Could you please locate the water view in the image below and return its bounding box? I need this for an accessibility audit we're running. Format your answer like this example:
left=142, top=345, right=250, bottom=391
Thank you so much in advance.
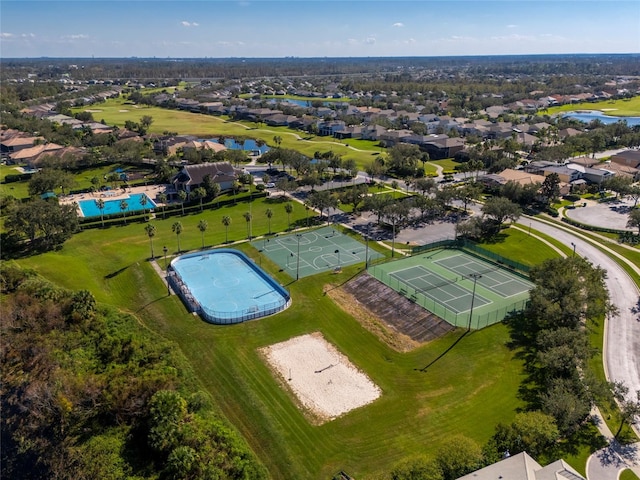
left=562, top=110, right=640, bottom=127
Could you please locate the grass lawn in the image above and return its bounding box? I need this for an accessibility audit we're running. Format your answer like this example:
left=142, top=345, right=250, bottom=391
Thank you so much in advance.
left=545, top=95, right=640, bottom=117
left=621, top=469, right=640, bottom=480
left=430, top=158, right=463, bottom=172
left=72, top=96, right=381, bottom=170
left=477, top=226, right=562, bottom=266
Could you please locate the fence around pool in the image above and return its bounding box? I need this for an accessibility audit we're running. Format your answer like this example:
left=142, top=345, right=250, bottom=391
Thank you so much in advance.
left=168, top=249, right=291, bottom=325
left=369, top=239, right=533, bottom=330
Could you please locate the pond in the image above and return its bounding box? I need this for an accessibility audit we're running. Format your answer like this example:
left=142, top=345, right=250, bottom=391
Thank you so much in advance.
left=562, top=110, right=640, bottom=127
left=209, top=138, right=270, bottom=154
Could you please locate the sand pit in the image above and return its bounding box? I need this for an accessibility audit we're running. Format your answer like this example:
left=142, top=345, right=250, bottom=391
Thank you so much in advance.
left=118, top=109, right=129, bottom=112
left=261, top=333, right=381, bottom=423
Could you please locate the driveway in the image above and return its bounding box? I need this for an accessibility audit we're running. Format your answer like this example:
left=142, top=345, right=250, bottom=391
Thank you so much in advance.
left=565, top=197, right=635, bottom=231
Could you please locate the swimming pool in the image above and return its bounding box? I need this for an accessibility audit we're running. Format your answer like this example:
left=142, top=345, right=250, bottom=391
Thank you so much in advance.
left=169, top=249, right=290, bottom=324
left=79, top=193, right=156, bottom=217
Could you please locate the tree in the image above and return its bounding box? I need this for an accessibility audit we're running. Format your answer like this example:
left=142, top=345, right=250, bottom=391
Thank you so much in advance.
left=243, top=211, right=252, bottom=240
left=139, top=193, right=148, bottom=216
left=265, top=208, right=273, bottom=235
left=342, top=158, right=358, bottom=178
left=145, top=223, right=156, bottom=259
left=28, top=168, right=75, bottom=196
left=340, top=184, right=368, bottom=213
left=157, top=192, right=167, bottom=219
left=486, top=411, right=559, bottom=458
left=95, top=198, right=105, bottom=228
left=273, top=135, right=282, bottom=148
left=177, top=190, right=187, bottom=216
left=363, top=193, right=394, bottom=224
left=284, top=202, right=293, bottom=230
left=139, top=115, right=153, bottom=133
left=627, top=208, right=640, bottom=234
left=387, top=143, right=421, bottom=178
left=202, top=175, right=220, bottom=204
left=221, top=215, right=232, bottom=243
left=307, top=190, right=338, bottom=224
left=611, top=382, right=640, bottom=439
left=540, top=172, right=561, bottom=206
left=147, top=390, right=187, bottom=453
left=481, top=196, right=521, bottom=228
left=172, top=221, right=183, bottom=252
left=414, top=177, right=436, bottom=196
left=435, top=435, right=483, bottom=480
left=197, top=220, right=208, bottom=249
left=604, top=175, right=633, bottom=199
left=192, top=186, right=207, bottom=212
left=389, top=456, right=443, bottom=480
left=119, top=199, right=129, bottom=224
left=457, top=183, right=483, bottom=212
left=383, top=201, right=410, bottom=257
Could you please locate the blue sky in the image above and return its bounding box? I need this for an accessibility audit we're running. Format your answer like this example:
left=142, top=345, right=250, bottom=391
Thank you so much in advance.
left=1, top=1, right=639, bottom=58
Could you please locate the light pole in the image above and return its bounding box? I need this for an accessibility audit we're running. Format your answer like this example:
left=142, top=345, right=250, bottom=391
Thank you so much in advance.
left=364, top=223, right=370, bottom=269
left=335, top=249, right=340, bottom=266
left=467, top=273, right=482, bottom=332
left=296, top=234, right=302, bottom=280
left=163, top=246, right=170, bottom=296
left=571, top=242, right=576, bottom=257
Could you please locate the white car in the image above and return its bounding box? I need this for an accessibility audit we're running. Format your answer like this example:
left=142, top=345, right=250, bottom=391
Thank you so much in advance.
left=265, top=183, right=276, bottom=188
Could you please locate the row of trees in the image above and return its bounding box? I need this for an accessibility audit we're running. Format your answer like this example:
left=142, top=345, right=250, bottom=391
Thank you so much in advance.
left=0, top=265, right=266, bottom=479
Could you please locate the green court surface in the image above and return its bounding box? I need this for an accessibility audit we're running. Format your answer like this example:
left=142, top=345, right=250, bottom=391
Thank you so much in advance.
left=369, top=248, right=533, bottom=329
left=252, top=226, right=383, bottom=279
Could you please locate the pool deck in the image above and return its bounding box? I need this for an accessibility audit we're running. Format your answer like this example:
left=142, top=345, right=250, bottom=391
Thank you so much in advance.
left=59, top=184, right=170, bottom=217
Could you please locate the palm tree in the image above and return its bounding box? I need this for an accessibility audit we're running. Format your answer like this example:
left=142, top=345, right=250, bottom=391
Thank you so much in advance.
left=172, top=221, right=183, bottom=252
left=197, top=220, right=208, bottom=249
left=158, top=193, right=167, bottom=219
left=284, top=202, right=293, bottom=230
left=95, top=198, right=105, bottom=228
left=265, top=208, right=273, bottom=235
left=193, top=187, right=207, bottom=212
left=145, top=223, right=156, bottom=259
left=139, top=194, right=148, bottom=216
left=273, top=135, right=282, bottom=148
left=222, top=215, right=232, bottom=243
left=242, top=211, right=252, bottom=240
left=178, top=190, right=187, bottom=216
left=119, top=199, right=129, bottom=225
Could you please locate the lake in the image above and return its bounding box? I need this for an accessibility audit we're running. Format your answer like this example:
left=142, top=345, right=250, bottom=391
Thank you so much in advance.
left=563, top=110, right=640, bottom=127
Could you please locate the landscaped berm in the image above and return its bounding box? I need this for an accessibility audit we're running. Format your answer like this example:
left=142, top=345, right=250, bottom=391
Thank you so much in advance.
left=260, top=333, right=382, bottom=424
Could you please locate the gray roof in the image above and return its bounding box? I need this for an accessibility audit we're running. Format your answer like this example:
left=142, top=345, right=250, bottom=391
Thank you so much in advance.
left=456, top=452, right=585, bottom=480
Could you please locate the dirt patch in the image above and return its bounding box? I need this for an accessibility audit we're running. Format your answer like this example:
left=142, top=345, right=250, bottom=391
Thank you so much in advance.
left=326, top=286, right=419, bottom=352
left=260, top=333, right=381, bottom=424
left=339, top=273, right=455, bottom=345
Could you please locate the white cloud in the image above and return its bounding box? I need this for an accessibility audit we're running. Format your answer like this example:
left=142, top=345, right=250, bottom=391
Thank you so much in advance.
left=507, top=24, right=518, bottom=29
left=365, top=36, right=376, bottom=45
left=1, top=33, right=14, bottom=38
left=181, top=21, right=199, bottom=27
left=21, top=33, right=35, bottom=38
left=62, top=34, right=88, bottom=40
left=393, top=22, right=404, bottom=28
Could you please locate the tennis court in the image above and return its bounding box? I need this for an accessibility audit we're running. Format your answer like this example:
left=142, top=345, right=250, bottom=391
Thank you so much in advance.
left=253, top=226, right=383, bottom=279
left=369, top=248, right=533, bottom=329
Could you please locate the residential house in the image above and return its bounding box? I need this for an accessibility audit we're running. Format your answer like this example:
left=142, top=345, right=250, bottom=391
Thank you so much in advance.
left=1, top=135, right=44, bottom=157
left=558, top=127, right=582, bottom=139
left=567, top=163, right=614, bottom=185
left=597, top=161, right=640, bottom=180
left=378, top=129, right=413, bottom=147
left=172, top=162, right=239, bottom=194
left=360, top=124, right=387, bottom=141
left=488, top=122, right=514, bottom=139
left=610, top=150, right=640, bottom=169
left=513, top=131, right=538, bottom=148
left=264, top=114, right=298, bottom=127
left=318, top=120, right=345, bottom=137
left=422, top=136, right=466, bottom=160
left=541, top=165, right=582, bottom=184
left=334, top=125, right=363, bottom=139
left=9, top=143, right=64, bottom=166
left=181, top=140, right=227, bottom=155
left=456, top=451, right=585, bottom=480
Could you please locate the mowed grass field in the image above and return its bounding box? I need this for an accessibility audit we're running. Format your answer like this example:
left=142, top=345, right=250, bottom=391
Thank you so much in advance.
left=72, top=96, right=382, bottom=170
left=12, top=201, right=550, bottom=478
left=545, top=95, right=640, bottom=117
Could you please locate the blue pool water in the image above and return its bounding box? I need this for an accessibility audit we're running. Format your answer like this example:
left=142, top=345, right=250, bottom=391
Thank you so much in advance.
left=169, top=249, right=290, bottom=324
left=209, top=138, right=270, bottom=154
left=563, top=111, right=640, bottom=127
left=79, top=193, right=156, bottom=217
